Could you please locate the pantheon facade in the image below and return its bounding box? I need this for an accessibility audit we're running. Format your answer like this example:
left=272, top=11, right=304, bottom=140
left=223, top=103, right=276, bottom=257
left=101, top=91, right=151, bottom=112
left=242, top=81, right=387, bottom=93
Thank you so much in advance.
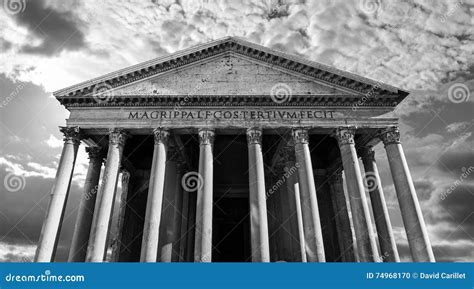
left=35, top=37, right=435, bottom=263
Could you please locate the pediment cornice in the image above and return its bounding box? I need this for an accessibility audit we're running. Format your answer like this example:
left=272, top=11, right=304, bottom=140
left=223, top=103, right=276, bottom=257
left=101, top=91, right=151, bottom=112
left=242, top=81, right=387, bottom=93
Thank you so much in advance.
left=54, top=37, right=409, bottom=107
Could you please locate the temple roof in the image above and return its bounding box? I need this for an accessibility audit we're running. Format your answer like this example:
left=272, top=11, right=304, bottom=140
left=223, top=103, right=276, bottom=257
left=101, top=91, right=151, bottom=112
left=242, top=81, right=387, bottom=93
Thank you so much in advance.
left=53, top=36, right=409, bottom=107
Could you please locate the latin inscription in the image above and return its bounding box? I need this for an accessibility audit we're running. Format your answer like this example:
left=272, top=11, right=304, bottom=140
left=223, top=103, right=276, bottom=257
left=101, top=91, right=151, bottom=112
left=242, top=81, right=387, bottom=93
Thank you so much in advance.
left=128, top=110, right=336, bottom=120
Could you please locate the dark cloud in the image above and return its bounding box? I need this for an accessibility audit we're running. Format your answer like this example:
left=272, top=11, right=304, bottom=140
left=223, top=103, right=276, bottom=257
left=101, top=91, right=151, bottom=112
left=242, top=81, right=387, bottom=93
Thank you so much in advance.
left=432, top=243, right=474, bottom=262
left=413, top=178, right=435, bottom=201
left=437, top=185, right=474, bottom=240
left=0, top=38, right=12, bottom=51
left=437, top=152, right=474, bottom=178
left=13, top=0, right=86, bottom=56
left=0, top=166, right=82, bottom=261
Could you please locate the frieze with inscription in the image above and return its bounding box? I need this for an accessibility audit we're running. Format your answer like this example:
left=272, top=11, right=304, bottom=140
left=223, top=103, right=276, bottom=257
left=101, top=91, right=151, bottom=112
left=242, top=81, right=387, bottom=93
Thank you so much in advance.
left=128, top=109, right=336, bottom=121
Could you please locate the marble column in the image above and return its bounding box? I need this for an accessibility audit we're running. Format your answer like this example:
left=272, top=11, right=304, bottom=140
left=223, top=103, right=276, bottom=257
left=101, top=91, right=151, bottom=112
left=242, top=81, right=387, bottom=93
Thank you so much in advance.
left=335, top=127, right=379, bottom=262
left=68, top=146, right=103, bottom=262
left=111, top=169, right=131, bottom=262
left=86, top=128, right=128, bottom=262
left=194, top=128, right=214, bottom=262
left=247, top=128, right=271, bottom=262
left=360, top=147, right=400, bottom=262
left=328, top=170, right=356, bottom=262
left=141, top=128, right=169, bottom=262
left=179, top=186, right=190, bottom=262
left=293, top=182, right=307, bottom=262
left=292, top=128, right=325, bottom=262
left=35, top=126, right=80, bottom=262
left=380, top=127, right=435, bottom=262
left=171, top=163, right=184, bottom=261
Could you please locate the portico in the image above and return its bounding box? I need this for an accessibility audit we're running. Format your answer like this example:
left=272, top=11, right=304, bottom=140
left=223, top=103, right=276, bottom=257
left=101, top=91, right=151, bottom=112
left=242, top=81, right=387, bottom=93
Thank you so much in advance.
left=35, top=37, right=435, bottom=263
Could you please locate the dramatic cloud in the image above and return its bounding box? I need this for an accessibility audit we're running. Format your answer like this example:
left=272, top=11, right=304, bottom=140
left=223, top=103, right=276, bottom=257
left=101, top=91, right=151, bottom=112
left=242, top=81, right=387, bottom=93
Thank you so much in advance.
left=10, top=0, right=87, bottom=56
left=0, top=0, right=473, bottom=262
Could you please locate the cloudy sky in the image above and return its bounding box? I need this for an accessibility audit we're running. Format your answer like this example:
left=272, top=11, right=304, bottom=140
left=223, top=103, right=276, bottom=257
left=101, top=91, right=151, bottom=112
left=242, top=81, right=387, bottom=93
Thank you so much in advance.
left=0, top=0, right=473, bottom=262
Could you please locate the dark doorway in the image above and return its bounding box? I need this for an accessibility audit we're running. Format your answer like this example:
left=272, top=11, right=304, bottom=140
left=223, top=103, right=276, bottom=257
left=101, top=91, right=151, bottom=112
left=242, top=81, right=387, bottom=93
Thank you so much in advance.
left=212, top=197, right=251, bottom=262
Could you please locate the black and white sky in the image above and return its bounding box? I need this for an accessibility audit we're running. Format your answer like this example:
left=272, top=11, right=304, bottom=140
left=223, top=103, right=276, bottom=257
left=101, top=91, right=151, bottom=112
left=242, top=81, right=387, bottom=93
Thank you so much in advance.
left=0, top=0, right=473, bottom=262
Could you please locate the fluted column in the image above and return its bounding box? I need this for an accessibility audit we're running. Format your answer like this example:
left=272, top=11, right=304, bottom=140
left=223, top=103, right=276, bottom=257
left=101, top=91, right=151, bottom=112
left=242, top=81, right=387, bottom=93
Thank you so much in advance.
left=194, top=128, right=214, bottom=262
left=380, top=127, right=435, bottom=262
left=86, top=128, right=128, bottom=262
left=140, top=128, right=169, bottom=262
left=292, top=128, right=325, bottom=262
left=335, top=127, right=379, bottom=262
left=360, top=147, right=400, bottom=262
left=247, top=128, right=271, bottom=262
left=328, top=170, right=356, bottom=262
left=293, top=182, right=307, bottom=262
left=111, top=169, right=131, bottom=261
left=68, top=147, right=103, bottom=262
left=35, top=126, right=80, bottom=262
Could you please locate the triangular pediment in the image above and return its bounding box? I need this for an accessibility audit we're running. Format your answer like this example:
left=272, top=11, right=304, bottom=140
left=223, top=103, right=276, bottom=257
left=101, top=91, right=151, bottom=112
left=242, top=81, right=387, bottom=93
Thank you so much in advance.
left=54, top=37, right=408, bottom=107
left=110, top=53, right=354, bottom=96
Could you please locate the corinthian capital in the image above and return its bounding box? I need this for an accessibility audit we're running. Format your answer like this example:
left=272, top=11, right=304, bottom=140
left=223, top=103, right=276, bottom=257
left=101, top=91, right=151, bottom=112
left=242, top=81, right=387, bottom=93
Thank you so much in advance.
left=292, top=128, right=309, bottom=144
left=246, top=128, right=262, bottom=145
left=198, top=128, right=215, bottom=146
left=335, top=127, right=355, bottom=146
left=379, top=126, right=401, bottom=146
left=153, top=128, right=169, bottom=145
left=109, top=128, right=128, bottom=147
left=59, top=126, right=81, bottom=145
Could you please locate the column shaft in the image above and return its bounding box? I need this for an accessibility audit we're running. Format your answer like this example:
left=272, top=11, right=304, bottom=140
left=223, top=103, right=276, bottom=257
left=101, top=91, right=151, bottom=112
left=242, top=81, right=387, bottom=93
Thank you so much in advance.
left=86, top=129, right=127, bottom=262
left=293, top=182, right=307, bottom=262
left=194, top=129, right=214, bottom=262
left=111, top=169, right=131, bottom=262
left=141, top=128, right=168, bottom=262
left=292, top=129, right=325, bottom=262
left=381, top=127, right=435, bottom=262
left=361, top=147, right=400, bottom=262
left=35, top=127, right=80, bottom=262
left=247, top=128, right=270, bottom=262
left=329, top=170, right=356, bottom=262
left=179, top=188, right=190, bottom=261
left=336, top=128, right=379, bottom=262
left=68, top=147, right=103, bottom=262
